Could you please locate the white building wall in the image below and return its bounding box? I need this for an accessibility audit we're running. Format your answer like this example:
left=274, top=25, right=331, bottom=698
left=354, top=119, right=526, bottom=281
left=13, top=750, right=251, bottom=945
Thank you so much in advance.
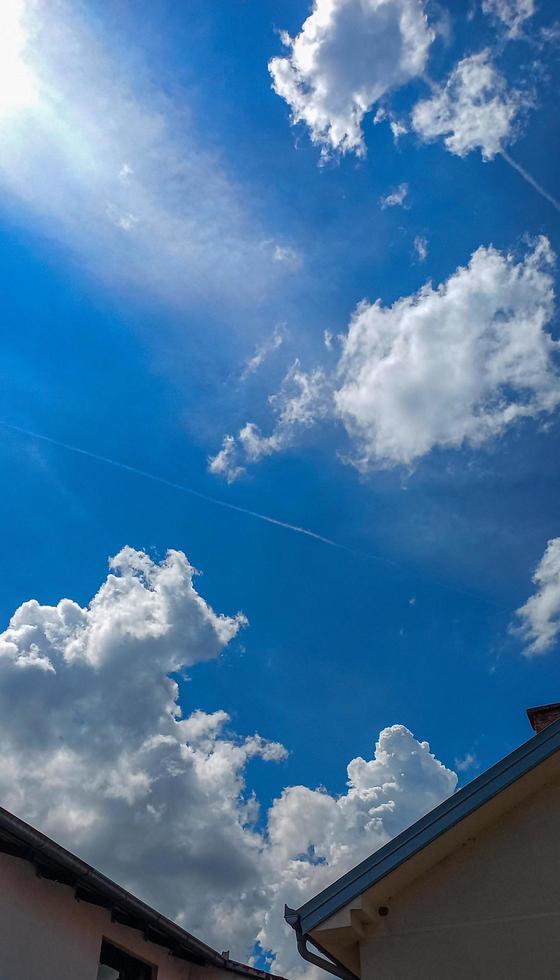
left=359, top=775, right=560, bottom=979
left=0, top=851, right=200, bottom=980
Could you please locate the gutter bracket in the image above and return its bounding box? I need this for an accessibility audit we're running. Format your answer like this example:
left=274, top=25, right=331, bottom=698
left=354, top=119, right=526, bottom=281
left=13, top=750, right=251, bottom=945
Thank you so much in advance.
left=284, top=907, right=359, bottom=980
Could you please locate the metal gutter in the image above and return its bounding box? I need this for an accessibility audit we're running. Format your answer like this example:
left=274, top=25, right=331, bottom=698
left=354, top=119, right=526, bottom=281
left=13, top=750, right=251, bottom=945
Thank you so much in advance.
left=0, top=805, right=287, bottom=978
left=225, top=959, right=288, bottom=980
left=287, top=716, right=560, bottom=938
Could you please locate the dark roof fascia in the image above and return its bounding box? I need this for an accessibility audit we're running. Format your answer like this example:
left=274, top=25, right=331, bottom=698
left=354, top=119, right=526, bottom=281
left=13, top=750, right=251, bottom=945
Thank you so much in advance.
left=225, top=960, right=287, bottom=980
left=0, top=805, right=287, bottom=979
left=290, top=717, right=560, bottom=937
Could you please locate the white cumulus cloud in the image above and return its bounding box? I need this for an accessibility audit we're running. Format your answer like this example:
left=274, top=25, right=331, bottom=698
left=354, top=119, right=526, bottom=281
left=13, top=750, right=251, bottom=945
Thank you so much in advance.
left=259, top=724, right=456, bottom=974
left=0, top=547, right=457, bottom=976
left=334, top=236, right=559, bottom=468
left=412, top=50, right=524, bottom=160
left=269, top=0, right=434, bottom=157
left=211, top=238, right=559, bottom=475
left=512, top=538, right=560, bottom=655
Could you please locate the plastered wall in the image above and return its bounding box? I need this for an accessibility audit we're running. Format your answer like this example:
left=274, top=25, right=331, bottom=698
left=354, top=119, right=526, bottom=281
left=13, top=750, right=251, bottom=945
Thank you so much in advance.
left=0, top=851, right=199, bottom=980
left=360, top=775, right=560, bottom=979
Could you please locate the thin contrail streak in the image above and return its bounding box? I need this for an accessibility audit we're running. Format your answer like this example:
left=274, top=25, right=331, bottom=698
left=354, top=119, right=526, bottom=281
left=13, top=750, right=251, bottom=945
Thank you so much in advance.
left=500, top=150, right=560, bottom=213
left=0, top=421, right=363, bottom=557
left=1, top=421, right=513, bottom=609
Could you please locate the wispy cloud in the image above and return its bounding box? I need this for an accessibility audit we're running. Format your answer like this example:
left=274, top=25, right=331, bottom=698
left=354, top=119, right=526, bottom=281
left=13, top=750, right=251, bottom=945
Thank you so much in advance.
left=207, top=435, right=247, bottom=484
left=241, top=324, right=286, bottom=380
left=209, top=361, right=331, bottom=479
left=0, top=1, right=280, bottom=308
left=454, top=751, right=479, bottom=773
left=272, top=243, right=302, bottom=268
left=380, top=182, right=409, bottom=210
left=482, top=0, right=535, bottom=38
left=414, top=235, right=428, bottom=261
left=373, top=107, right=408, bottom=142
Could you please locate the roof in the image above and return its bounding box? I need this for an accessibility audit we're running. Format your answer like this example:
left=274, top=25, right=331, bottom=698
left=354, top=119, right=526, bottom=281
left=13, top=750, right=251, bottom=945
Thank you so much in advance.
left=0, top=804, right=285, bottom=980
left=527, top=701, right=560, bottom=733
left=286, top=715, right=560, bottom=939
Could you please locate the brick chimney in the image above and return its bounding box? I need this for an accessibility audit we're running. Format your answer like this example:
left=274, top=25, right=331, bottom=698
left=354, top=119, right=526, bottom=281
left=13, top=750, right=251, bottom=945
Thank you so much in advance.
left=527, top=702, right=560, bottom=734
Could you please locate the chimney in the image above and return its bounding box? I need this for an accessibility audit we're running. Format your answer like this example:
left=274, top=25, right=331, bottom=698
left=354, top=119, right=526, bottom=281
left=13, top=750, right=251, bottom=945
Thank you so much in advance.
left=527, top=702, right=560, bottom=734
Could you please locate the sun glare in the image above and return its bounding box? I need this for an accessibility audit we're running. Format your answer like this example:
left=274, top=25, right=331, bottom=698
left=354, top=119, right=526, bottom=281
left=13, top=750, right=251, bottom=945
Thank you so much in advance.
left=0, top=0, right=38, bottom=115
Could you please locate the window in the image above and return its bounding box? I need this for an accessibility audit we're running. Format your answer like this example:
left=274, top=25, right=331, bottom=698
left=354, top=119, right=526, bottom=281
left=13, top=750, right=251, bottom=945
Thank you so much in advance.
left=97, top=939, right=154, bottom=980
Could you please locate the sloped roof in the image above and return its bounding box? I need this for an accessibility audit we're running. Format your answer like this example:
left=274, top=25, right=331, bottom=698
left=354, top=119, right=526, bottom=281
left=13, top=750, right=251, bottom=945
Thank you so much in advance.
left=0, top=804, right=285, bottom=980
left=286, top=715, right=560, bottom=939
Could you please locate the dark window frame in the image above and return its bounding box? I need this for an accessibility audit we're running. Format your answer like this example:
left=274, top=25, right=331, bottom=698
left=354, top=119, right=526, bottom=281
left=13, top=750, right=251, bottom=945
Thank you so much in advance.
left=97, top=937, right=158, bottom=980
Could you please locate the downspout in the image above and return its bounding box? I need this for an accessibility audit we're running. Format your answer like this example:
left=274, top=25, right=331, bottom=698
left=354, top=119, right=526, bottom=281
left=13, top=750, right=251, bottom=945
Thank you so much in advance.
left=284, top=907, right=359, bottom=980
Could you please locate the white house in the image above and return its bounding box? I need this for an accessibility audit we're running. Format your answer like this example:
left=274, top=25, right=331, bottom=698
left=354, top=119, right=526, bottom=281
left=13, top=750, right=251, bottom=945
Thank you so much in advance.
left=0, top=805, right=285, bottom=980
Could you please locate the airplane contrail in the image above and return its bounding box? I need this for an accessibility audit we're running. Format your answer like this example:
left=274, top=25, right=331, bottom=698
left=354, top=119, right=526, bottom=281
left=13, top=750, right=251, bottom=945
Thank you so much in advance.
left=0, top=420, right=369, bottom=557
left=500, top=150, right=560, bottom=214
left=1, top=421, right=514, bottom=610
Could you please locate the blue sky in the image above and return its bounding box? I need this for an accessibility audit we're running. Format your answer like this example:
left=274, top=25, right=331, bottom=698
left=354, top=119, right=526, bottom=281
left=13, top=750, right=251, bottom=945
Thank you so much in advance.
left=1, top=0, right=560, bottom=971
